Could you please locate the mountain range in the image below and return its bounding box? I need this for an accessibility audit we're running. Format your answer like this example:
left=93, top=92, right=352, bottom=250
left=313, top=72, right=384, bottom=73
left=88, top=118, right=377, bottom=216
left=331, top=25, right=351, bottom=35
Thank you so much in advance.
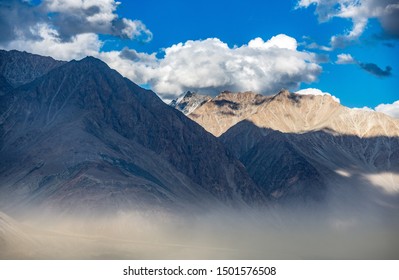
left=1, top=50, right=399, bottom=260
left=1, top=50, right=398, bottom=216
left=0, top=50, right=263, bottom=215
left=172, top=90, right=399, bottom=205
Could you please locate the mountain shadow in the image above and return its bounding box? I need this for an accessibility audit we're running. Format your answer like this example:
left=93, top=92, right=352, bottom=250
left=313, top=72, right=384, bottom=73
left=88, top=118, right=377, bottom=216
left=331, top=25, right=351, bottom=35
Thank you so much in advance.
left=220, top=120, right=399, bottom=210
left=0, top=51, right=264, bottom=215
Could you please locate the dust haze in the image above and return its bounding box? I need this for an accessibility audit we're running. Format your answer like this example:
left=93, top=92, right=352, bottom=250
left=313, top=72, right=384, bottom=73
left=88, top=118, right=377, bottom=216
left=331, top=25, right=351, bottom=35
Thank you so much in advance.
left=1, top=193, right=398, bottom=260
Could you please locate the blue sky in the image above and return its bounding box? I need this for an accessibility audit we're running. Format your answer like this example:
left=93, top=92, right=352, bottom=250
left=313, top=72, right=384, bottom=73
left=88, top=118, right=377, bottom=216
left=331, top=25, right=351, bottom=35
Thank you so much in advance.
left=114, top=0, right=398, bottom=108
left=0, top=0, right=398, bottom=112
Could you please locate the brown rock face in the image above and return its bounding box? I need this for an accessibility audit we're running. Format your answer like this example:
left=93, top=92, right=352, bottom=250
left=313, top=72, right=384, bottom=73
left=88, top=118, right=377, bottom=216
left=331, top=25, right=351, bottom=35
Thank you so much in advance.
left=180, top=89, right=399, bottom=137
left=187, top=91, right=270, bottom=137
left=176, top=90, right=399, bottom=203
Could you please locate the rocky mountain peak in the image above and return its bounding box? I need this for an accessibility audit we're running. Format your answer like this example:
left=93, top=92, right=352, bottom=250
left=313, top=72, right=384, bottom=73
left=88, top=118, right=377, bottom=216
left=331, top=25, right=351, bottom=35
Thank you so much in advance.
left=215, top=91, right=264, bottom=103
left=275, top=89, right=291, bottom=97
left=170, top=91, right=212, bottom=115
left=0, top=49, right=65, bottom=87
left=72, top=56, right=109, bottom=68
left=184, top=90, right=196, bottom=98
left=0, top=51, right=264, bottom=213
left=180, top=89, right=399, bottom=138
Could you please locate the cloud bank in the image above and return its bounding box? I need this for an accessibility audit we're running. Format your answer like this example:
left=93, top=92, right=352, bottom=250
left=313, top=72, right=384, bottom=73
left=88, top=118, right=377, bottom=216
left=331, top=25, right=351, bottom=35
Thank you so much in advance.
left=100, top=35, right=322, bottom=100
left=42, top=0, right=152, bottom=41
left=0, top=0, right=152, bottom=57
left=297, top=0, right=399, bottom=48
left=0, top=2, right=324, bottom=100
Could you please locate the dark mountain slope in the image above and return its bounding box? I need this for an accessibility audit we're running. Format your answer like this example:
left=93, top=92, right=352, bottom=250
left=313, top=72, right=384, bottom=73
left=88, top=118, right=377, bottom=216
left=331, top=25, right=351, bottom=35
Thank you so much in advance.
left=221, top=120, right=399, bottom=207
left=0, top=55, right=263, bottom=214
left=0, top=50, right=65, bottom=87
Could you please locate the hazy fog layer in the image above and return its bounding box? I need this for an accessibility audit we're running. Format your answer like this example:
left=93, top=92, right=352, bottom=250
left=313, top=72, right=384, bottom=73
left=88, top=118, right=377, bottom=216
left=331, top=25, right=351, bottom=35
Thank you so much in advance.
left=1, top=202, right=398, bottom=260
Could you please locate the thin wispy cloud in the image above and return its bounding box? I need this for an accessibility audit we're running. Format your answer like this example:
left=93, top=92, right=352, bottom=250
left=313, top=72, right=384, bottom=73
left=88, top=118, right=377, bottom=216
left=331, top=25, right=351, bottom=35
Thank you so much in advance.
left=359, top=63, right=392, bottom=77
left=336, top=53, right=393, bottom=78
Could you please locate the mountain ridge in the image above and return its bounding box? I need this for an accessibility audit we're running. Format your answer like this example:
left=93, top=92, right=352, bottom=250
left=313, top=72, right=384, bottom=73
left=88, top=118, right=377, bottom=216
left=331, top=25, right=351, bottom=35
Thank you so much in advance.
left=173, top=89, right=399, bottom=137
left=220, top=120, right=399, bottom=202
left=1, top=50, right=398, bottom=213
left=0, top=51, right=264, bottom=214
left=173, top=89, right=399, bottom=202
left=0, top=49, right=65, bottom=87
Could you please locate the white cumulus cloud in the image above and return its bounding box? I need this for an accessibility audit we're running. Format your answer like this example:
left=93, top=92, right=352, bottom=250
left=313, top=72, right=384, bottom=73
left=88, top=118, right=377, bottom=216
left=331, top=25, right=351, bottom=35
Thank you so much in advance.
left=295, top=88, right=341, bottom=103
left=99, top=35, right=323, bottom=100
left=248, top=34, right=298, bottom=50
left=42, top=0, right=152, bottom=41
left=297, top=0, right=399, bottom=48
left=0, top=0, right=152, bottom=48
left=120, top=19, right=153, bottom=42
left=352, top=106, right=374, bottom=112
left=3, top=23, right=102, bottom=60
left=0, top=2, right=324, bottom=102
left=336, top=53, right=356, bottom=64
left=375, top=101, right=399, bottom=119
left=0, top=0, right=153, bottom=61
left=351, top=101, right=399, bottom=120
